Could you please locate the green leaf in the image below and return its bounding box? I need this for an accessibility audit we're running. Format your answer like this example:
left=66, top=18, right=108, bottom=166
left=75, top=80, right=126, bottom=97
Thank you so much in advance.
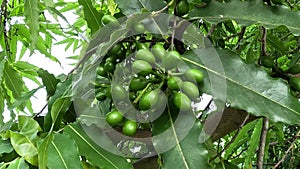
left=38, top=133, right=54, bottom=169
left=11, top=87, right=42, bottom=110
left=24, top=0, right=40, bottom=52
left=266, top=33, right=287, bottom=54
left=18, top=116, right=42, bottom=140
left=189, top=0, right=300, bottom=35
left=13, top=61, right=39, bottom=76
left=3, top=62, right=24, bottom=99
left=245, top=119, right=263, bottom=168
left=108, top=0, right=117, bottom=16
left=64, top=123, right=134, bottom=169
left=0, top=139, right=13, bottom=154
left=50, top=97, right=72, bottom=131
left=37, top=68, right=60, bottom=97
left=78, top=0, right=103, bottom=35
left=115, top=0, right=166, bottom=15
left=6, top=158, right=29, bottom=169
left=160, top=122, right=210, bottom=169
left=46, top=133, right=83, bottom=169
left=0, top=58, right=5, bottom=83
left=183, top=48, right=300, bottom=125
left=10, top=132, right=38, bottom=166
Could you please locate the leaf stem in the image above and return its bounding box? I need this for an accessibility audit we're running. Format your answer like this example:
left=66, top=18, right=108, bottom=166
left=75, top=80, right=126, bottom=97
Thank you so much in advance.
left=133, top=83, right=152, bottom=104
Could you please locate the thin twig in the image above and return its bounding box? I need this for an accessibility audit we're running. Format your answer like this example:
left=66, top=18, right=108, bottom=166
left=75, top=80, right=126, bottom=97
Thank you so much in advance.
left=170, top=16, right=177, bottom=51
left=32, top=104, right=48, bottom=118
left=257, top=118, right=269, bottom=169
left=273, top=129, right=300, bottom=168
left=1, top=0, right=10, bottom=59
left=206, top=24, right=216, bottom=38
left=210, top=114, right=250, bottom=162
left=152, top=0, right=174, bottom=15
left=259, top=26, right=267, bottom=65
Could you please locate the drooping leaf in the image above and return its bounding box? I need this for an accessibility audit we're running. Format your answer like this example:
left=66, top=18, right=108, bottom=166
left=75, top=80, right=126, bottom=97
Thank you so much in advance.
left=11, top=87, right=42, bottom=110
left=24, top=0, right=40, bottom=52
left=13, top=61, right=39, bottom=77
left=78, top=0, right=103, bottom=35
left=37, top=68, right=60, bottom=97
left=38, top=133, right=54, bottom=169
left=182, top=48, right=300, bottom=125
left=9, top=132, right=38, bottom=166
left=108, top=0, right=117, bottom=16
left=6, top=158, right=29, bottom=169
left=50, top=97, right=72, bottom=130
left=46, top=133, right=83, bottom=169
left=18, top=116, right=42, bottom=140
left=245, top=118, right=263, bottom=168
left=189, top=0, right=300, bottom=35
left=3, top=62, right=24, bottom=99
left=115, top=0, right=166, bottom=15
left=64, top=123, right=134, bottom=169
left=0, top=139, right=13, bottom=154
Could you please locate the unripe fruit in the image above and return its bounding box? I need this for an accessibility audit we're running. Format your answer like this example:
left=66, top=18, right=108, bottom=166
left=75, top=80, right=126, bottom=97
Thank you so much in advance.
left=176, top=0, right=189, bottom=16
left=139, top=90, right=159, bottom=110
left=106, top=110, right=123, bottom=126
left=184, top=69, right=204, bottom=84
left=101, top=15, right=119, bottom=27
left=135, top=49, right=156, bottom=64
left=133, top=23, right=145, bottom=34
left=111, top=84, right=127, bottom=101
left=181, top=81, right=200, bottom=100
left=129, top=77, right=148, bottom=92
left=287, top=64, right=300, bottom=74
left=162, top=51, right=181, bottom=70
left=173, top=92, right=192, bottom=112
left=167, top=77, right=182, bottom=91
left=122, top=120, right=138, bottom=136
left=132, top=60, right=153, bottom=76
left=96, top=92, right=107, bottom=101
left=152, top=44, right=166, bottom=60
left=96, top=66, right=106, bottom=76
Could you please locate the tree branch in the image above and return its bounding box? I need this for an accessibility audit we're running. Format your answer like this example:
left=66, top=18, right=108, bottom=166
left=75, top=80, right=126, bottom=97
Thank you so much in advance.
left=273, top=129, right=300, bottom=168
left=257, top=118, right=269, bottom=169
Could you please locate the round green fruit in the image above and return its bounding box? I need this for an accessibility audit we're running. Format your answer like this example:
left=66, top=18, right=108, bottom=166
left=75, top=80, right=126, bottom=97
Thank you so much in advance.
left=96, top=66, right=106, bottom=76
left=136, top=43, right=148, bottom=50
left=111, top=84, right=127, bottom=101
left=139, top=90, right=159, bottom=110
left=261, top=57, right=274, bottom=68
left=289, top=77, right=300, bottom=92
left=287, top=64, right=300, bottom=74
left=184, top=69, right=204, bottom=84
left=162, top=51, right=181, bottom=70
left=129, top=77, right=148, bottom=92
left=108, top=44, right=123, bottom=56
left=122, top=120, right=138, bottom=136
left=167, top=76, right=182, bottom=91
left=104, top=61, right=115, bottom=73
left=176, top=0, right=189, bottom=16
left=152, top=44, right=166, bottom=60
left=181, top=81, right=199, bottom=100
left=132, top=60, right=153, bottom=76
left=135, top=49, right=156, bottom=64
left=173, top=92, right=192, bottom=112
left=133, top=23, right=145, bottom=34
left=106, top=110, right=123, bottom=126
left=101, top=15, right=119, bottom=27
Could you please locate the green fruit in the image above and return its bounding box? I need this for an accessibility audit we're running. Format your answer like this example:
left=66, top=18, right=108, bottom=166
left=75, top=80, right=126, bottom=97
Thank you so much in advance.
left=101, top=15, right=119, bottom=27
left=261, top=57, right=274, bottom=68
left=139, top=90, right=159, bottom=110
left=106, top=110, right=123, bottom=126
left=105, top=87, right=112, bottom=98
left=184, top=69, right=204, bottom=84
left=288, top=64, right=300, bottom=74
left=104, top=61, right=115, bottom=73
left=108, top=44, right=123, bottom=56
left=289, top=77, right=300, bottom=92
left=176, top=0, right=189, bottom=16
left=122, top=120, right=138, bottom=136
left=97, top=66, right=106, bottom=76
left=132, top=60, right=153, bottom=76
left=152, top=44, right=166, bottom=60
left=167, top=77, right=182, bottom=91
left=271, top=0, right=283, bottom=4
left=173, top=92, right=192, bottom=112
left=96, top=92, right=107, bottom=101
left=129, top=77, right=148, bottom=92
left=133, top=23, right=145, bottom=34
left=135, top=49, right=156, bottom=64
left=111, top=84, right=127, bottom=101
left=181, top=81, right=199, bottom=100
left=162, top=51, right=181, bottom=70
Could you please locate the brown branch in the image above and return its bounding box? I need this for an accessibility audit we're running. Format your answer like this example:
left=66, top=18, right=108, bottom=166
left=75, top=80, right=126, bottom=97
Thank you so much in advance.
left=206, top=24, right=216, bottom=38
left=273, top=129, right=300, bottom=168
left=259, top=26, right=267, bottom=65
left=257, top=118, right=269, bottom=169
left=1, top=0, right=10, bottom=59
left=209, top=114, right=250, bottom=162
